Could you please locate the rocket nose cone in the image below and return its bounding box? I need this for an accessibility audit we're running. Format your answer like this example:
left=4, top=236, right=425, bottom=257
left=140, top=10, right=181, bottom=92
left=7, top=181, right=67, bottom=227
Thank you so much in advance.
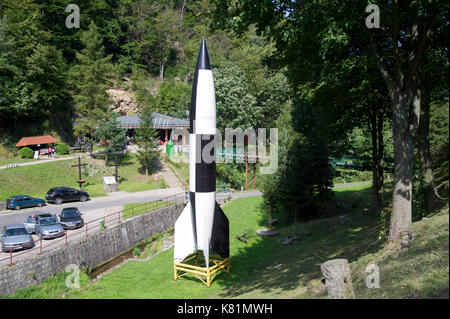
left=196, top=39, right=211, bottom=70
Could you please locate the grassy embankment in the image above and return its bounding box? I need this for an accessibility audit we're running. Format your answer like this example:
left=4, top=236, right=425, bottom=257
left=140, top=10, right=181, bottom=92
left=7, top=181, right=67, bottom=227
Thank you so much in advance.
left=0, top=154, right=167, bottom=202
left=6, top=183, right=448, bottom=299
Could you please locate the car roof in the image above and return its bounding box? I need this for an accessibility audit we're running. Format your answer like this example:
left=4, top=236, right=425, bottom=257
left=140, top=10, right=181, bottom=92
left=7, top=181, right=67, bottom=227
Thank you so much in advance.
left=62, top=207, right=79, bottom=211
left=5, top=224, right=27, bottom=229
left=36, top=213, right=53, bottom=218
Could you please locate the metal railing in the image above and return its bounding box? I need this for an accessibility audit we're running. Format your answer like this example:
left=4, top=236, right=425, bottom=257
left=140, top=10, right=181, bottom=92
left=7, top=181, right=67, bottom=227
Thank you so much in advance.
left=0, top=192, right=185, bottom=267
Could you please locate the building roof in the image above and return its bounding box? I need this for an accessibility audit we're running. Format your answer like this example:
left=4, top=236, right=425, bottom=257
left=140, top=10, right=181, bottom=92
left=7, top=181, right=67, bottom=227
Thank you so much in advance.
left=16, top=135, right=57, bottom=147
left=116, top=112, right=189, bottom=129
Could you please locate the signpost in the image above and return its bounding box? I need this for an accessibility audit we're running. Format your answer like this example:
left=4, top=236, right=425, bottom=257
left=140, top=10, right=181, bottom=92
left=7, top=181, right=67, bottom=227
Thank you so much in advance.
left=72, top=156, right=87, bottom=189
left=111, top=153, right=120, bottom=183
left=153, top=174, right=159, bottom=203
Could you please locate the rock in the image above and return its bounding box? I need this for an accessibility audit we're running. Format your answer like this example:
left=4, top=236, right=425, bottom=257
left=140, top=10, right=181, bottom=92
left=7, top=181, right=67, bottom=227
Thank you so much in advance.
left=266, top=264, right=282, bottom=270
left=320, top=259, right=355, bottom=299
left=339, top=215, right=352, bottom=223
left=256, top=229, right=279, bottom=237
left=341, top=203, right=353, bottom=210
left=280, top=234, right=301, bottom=245
left=107, top=88, right=139, bottom=115
left=401, top=240, right=410, bottom=250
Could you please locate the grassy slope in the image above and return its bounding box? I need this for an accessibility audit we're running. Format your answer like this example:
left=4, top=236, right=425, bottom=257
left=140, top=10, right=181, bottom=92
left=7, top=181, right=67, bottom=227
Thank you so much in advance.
left=7, top=184, right=449, bottom=299
left=0, top=155, right=166, bottom=202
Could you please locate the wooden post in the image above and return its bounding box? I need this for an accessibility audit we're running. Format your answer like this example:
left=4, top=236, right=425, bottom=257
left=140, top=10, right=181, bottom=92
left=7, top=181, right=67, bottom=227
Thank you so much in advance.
left=320, top=259, right=355, bottom=299
left=174, top=263, right=178, bottom=281
left=245, top=152, right=248, bottom=191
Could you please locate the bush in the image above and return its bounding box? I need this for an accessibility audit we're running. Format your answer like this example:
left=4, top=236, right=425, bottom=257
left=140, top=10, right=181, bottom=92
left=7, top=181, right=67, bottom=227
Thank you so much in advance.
left=56, top=142, right=69, bottom=155
left=18, top=147, right=34, bottom=159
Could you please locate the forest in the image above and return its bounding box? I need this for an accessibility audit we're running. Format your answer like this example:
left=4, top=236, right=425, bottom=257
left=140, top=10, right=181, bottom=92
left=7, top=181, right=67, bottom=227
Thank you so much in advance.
left=0, top=0, right=448, bottom=241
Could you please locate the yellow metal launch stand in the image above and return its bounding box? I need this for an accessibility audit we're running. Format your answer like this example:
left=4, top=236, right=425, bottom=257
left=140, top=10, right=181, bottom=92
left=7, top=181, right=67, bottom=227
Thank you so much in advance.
left=174, top=252, right=230, bottom=287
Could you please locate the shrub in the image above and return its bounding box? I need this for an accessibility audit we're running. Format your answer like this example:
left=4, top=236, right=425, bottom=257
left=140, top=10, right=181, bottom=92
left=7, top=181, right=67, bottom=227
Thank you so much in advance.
left=18, top=147, right=34, bottom=159
left=56, top=142, right=69, bottom=155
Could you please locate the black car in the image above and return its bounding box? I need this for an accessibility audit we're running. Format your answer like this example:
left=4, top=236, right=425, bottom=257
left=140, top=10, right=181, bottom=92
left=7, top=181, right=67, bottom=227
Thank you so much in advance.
left=45, top=187, right=89, bottom=205
left=58, top=207, right=85, bottom=230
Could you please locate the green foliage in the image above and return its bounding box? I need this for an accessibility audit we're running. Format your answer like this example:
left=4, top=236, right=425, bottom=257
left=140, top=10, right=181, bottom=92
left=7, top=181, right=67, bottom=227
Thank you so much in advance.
left=0, top=2, right=70, bottom=138
left=154, top=79, right=191, bottom=118
left=69, top=21, right=113, bottom=133
left=134, top=107, right=160, bottom=178
left=90, top=110, right=127, bottom=153
left=214, top=62, right=259, bottom=131
left=18, top=147, right=33, bottom=159
left=56, top=142, right=69, bottom=155
left=132, top=247, right=141, bottom=257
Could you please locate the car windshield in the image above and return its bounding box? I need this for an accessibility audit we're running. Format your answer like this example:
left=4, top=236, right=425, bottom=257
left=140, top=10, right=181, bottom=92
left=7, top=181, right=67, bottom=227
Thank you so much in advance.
left=39, top=217, right=58, bottom=226
left=5, top=228, right=29, bottom=236
left=62, top=210, right=79, bottom=217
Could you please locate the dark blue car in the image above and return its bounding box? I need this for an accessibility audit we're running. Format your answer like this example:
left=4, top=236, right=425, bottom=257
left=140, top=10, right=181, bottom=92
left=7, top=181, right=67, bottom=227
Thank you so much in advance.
left=6, top=195, right=46, bottom=210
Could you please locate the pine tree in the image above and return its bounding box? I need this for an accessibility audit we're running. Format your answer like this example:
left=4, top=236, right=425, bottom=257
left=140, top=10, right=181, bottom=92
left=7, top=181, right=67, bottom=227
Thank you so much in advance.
left=70, top=20, right=113, bottom=134
left=135, top=107, right=160, bottom=181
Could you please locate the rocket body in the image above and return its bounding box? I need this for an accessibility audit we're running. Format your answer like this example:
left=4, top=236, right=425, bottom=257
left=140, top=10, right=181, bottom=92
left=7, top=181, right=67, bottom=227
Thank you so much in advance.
left=174, top=40, right=229, bottom=266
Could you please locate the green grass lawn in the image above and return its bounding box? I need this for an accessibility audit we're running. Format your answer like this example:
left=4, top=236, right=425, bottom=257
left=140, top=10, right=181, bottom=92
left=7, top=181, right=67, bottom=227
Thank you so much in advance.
left=0, top=154, right=166, bottom=202
left=6, top=184, right=449, bottom=299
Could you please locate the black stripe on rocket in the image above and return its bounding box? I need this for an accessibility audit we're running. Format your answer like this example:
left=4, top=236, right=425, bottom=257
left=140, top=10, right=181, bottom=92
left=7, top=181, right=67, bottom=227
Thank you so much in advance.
left=195, top=134, right=216, bottom=193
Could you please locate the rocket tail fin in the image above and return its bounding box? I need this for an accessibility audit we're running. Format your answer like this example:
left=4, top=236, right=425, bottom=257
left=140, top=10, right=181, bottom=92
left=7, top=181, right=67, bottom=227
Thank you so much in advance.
left=174, top=202, right=196, bottom=263
left=210, top=201, right=230, bottom=259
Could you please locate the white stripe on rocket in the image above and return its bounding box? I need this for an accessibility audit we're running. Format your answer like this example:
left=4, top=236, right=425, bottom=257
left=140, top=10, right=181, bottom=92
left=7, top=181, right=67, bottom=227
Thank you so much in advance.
left=195, top=70, right=216, bottom=135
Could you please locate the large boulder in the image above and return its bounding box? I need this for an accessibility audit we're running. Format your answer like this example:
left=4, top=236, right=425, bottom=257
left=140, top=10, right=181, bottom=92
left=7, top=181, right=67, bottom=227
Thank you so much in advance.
left=107, top=88, right=139, bottom=115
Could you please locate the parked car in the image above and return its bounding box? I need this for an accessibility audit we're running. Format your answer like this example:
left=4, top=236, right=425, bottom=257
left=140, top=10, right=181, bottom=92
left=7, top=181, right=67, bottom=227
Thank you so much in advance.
left=34, top=213, right=65, bottom=239
left=6, top=195, right=46, bottom=210
left=24, top=215, right=37, bottom=234
left=58, top=207, right=85, bottom=230
left=1, top=224, right=35, bottom=252
left=45, top=187, right=89, bottom=205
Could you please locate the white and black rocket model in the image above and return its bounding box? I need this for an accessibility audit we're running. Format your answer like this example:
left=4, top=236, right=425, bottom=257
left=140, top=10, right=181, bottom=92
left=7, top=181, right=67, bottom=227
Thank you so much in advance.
left=174, top=39, right=229, bottom=267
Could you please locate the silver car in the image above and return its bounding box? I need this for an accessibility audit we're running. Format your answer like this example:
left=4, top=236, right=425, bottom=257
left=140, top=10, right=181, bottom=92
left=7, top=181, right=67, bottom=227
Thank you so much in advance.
left=35, top=214, right=65, bottom=239
left=1, top=224, right=35, bottom=252
left=24, top=215, right=37, bottom=234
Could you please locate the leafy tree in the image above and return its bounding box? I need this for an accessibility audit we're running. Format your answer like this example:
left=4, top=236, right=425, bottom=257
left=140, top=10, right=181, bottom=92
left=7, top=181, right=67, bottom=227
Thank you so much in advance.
left=213, top=62, right=259, bottom=132
left=0, top=1, right=68, bottom=139
left=154, top=79, right=191, bottom=118
left=213, top=0, right=449, bottom=239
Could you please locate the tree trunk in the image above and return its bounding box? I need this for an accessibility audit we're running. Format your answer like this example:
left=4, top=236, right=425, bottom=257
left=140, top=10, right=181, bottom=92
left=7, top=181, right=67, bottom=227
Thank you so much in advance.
left=370, top=104, right=385, bottom=216
left=389, top=95, right=415, bottom=240
left=145, top=165, right=148, bottom=182
left=159, top=59, right=165, bottom=82
left=370, top=108, right=381, bottom=215
left=417, top=70, right=438, bottom=210
left=376, top=110, right=384, bottom=212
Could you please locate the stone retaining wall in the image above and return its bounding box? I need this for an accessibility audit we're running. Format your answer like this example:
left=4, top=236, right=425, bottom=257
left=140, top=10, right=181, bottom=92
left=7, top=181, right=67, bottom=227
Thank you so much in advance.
left=0, top=203, right=185, bottom=297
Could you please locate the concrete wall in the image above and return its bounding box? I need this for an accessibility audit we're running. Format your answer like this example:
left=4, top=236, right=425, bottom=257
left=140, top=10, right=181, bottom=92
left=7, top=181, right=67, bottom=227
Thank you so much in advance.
left=0, top=203, right=184, bottom=297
